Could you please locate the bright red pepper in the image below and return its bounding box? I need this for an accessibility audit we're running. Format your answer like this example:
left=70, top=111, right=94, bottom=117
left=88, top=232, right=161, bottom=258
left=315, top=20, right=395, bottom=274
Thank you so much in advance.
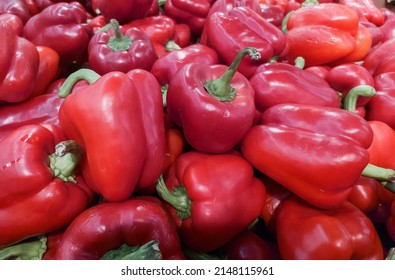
left=55, top=197, right=185, bottom=260
left=203, top=6, right=286, bottom=78
left=162, top=114, right=185, bottom=175
left=348, top=176, right=381, bottom=213
left=23, top=2, right=93, bottom=66
left=259, top=3, right=285, bottom=27
left=380, top=16, right=395, bottom=41
left=362, top=37, right=395, bottom=76
left=0, top=20, right=39, bottom=103
left=367, top=120, right=395, bottom=171
left=241, top=102, right=379, bottom=209
left=0, top=13, right=24, bottom=36
left=150, top=43, right=219, bottom=86
left=88, top=19, right=157, bottom=75
left=91, top=0, right=154, bottom=24
left=0, top=124, right=94, bottom=248
left=156, top=151, right=266, bottom=252
left=338, top=0, right=385, bottom=26
left=276, top=196, right=384, bottom=259
left=249, top=61, right=341, bottom=112
left=166, top=48, right=257, bottom=153
left=0, top=0, right=31, bottom=24
left=58, top=68, right=165, bottom=200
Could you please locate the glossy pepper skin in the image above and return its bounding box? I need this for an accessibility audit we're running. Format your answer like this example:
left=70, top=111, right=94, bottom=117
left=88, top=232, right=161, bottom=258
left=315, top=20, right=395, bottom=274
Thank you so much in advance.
left=339, top=0, right=385, bottom=26
left=58, top=68, right=165, bottom=201
left=249, top=61, right=341, bottom=112
left=241, top=103, right=374, bottom=209
left=55, top=197, right=185, bottom=260
left=0, top=124, right=94, bottom=248
left=91, top=0, right=154, bottom=24
left=156, top=151, right=266, bottom=253
left=204, top=6, right=286, bottom=78
left=0, top=20, right=39, bottom=103
left=362, top=38, right=395, bottom=77
left=0, top=0, right=31, bottom=24
left=23, top=2, right=93, bottom=66
left=276, top=196, right=384, bottom=260
left=166, top=48, right=258, bottom=153
left=88, top=19, right=157, bottom=75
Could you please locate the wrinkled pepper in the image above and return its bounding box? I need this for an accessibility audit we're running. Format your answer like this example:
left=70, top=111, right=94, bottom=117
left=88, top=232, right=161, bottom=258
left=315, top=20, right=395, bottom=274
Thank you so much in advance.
left=23, top=2, right=93, bottom=66
left=156, top=151, right=266, bottom=252
left=0, top=20, right=39, bottom=103
left=166, top=47, right=258, bottom=153
left=55, top=197, right=185, bottom=260
left=276, top=196, right=384, bottom=259
left=58, top=68, right=165, bottom=200
left=0, top=0, right=31, bottom=23
left=88, top=19, right=157, bottom=75
left=203, top=6, right=287, bottom=78
left=0, top=124, right=94, bottom=248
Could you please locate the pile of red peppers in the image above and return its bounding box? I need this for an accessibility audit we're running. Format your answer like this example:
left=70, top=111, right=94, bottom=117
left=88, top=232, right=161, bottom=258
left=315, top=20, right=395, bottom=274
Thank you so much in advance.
left=2, top=0, right=395, bottom=260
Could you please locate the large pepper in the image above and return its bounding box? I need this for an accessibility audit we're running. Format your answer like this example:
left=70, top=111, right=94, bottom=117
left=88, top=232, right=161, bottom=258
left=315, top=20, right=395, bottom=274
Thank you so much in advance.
left=338, top=0, right=385, bottom=26
left=203, top=6, right=286, bottom=78
left=88, top=19, right=157, bottom=75
left=58, top=68, right=165, bottom=200
left=362, top=38, right=395, bottom=77
left=0, top=20, right=39, bottom=103
left=0, top=0, right=31, bottom=23
left=166, top=47, right=258, bottom=153
left=285, top=3, right=372, bottom=66
left=249, top=60, right=341, bottom=112
left=276, top=196, right=384, bottom=260
left=23, top=2, right=93, bottom=66
left=0, top=124, right=94, bottom=248
left=240, top=97, right=393, bottom=209
left=156, top=151, right=266, bottom=253
left=55, top=196, right=185, bottom=260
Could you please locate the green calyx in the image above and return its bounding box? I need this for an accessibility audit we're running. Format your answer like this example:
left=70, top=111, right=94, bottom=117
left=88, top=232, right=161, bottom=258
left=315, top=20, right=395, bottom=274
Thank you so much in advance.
left=49, top=140, right=83, bottom=183
left=107, top=19, right=133, bottom=52
left=100, top=240, right=162, bottom=260
left=204, top=47, right=261, bottom=102
left=343, top=85, right=376, bottom=112
left=156, top=175, right=191, bottom=220
left=58, top=68, right=101, bottom=98
left=0, top=235, right=47, bottom=260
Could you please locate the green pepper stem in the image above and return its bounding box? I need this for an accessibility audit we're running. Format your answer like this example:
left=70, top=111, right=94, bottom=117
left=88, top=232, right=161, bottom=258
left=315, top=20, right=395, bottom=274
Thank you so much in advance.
left=100, top=240, right=162, bottom=260
left=343, top=85, right=376, bottom=112
left=165, top=40, right=181, bottom=52
left=58, top=68, right=101, bottom=98
left=386, top=248, right=395, bottom=260
left=0, top=235, right=47, bottom=260
left=204, top=47, right=261, bottom=102
left=361, top=163, right=395, bottom=183
left=294, top=56, right=305, bottom=69
left=49, top=140, right=83, bottom=183
left=156, top=175, right=191, bottom=220
left=108, top=19, right=133, bottom=51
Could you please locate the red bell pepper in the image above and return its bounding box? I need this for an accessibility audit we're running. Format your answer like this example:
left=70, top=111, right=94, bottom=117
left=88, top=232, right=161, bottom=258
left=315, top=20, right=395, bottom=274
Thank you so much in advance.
left=367, top=120, right=395, bottom=171
left=249, top=61, right=341, bottom=112
left=276, top=196, right=384, bottom=259
left=91, top=0, right=154, bottom=24
left=23, top=2, right=93, bottom=66
left=156, top=151, right=266, bottom=252
left=338, top=0, right=385, bottom=26
left=162, top=114, right=185, bottom=175
left=0, top=20, right=39, bottom=103
left=163, top=0, right=211, bottom=37
left=203, top=6, right=286, bottom=78
left=348, top=176, right=381, bottom=213
left=150, top=43, right=219, bottom=86
left=166, top=47, right=258, bottom=153
left=362, top=37, right=395, bottom=76
left=0, top=0, right=31, bottom=24
left=366, top=72, right=395, bottom=130
left=380, top=16, right=395, bottom=42
left=0, top=124, right=94, bottom=248
left=58, top=68, right=165, bottom=200
left=285, top=3, right=372, bottom=66
left=259, top=3, right=285, bottom=27
left=241, top=101, right=383, bottom=209
left=54, top=196, right=185, bottom=260
left=88, top=19, right=157, bottom=75
left=0, top=13, right=24, bottom=36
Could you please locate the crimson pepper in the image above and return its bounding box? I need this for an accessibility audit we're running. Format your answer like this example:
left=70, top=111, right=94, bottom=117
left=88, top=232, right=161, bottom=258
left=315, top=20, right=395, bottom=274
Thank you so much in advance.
left=366, top=72, right=395, bottom=129
left=249, top=60, right=341, bottom=112
left=91, top=0, right=154, bottom=24
left=259, top=3, right=285, bottom=27
left=0, top=124, right=94, bottom=248
left=203, top=6, right=286, bottom=78
left=88, top=19, right=157, bottom=75
left=362, top=38, right=395, bottom=76
left=367, top=120, right=395, bottom=170
left=166, top=47, right=258, bottom=153
left=0, top=20, right=39, bottom=103
left=276, top=196, right=384, bottom=260
left=54, top=196, right=185, bottom=260
left=0, top=0, right=31, bottom=24
left=348, top=176, right=381, bottom=213
left=285, top=3, right=372, bottom=66
left=0, top=13, right=24, bottom=36
left=162, top=114, right=185, bottom=175
left=156, top=151, right=266, bottom=252
left=58, top=68, right=165, bottom=200
left=151, top=43, right=219, bottom=86
left=163, top=0, right=211, bottom=37
left=380, top=16, right=395, bottom=42
left=338, top=0, right=385, bottom=26
left=241, top=98, right=395, bottom=209
left=23, top=2, right=93, bottom=66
